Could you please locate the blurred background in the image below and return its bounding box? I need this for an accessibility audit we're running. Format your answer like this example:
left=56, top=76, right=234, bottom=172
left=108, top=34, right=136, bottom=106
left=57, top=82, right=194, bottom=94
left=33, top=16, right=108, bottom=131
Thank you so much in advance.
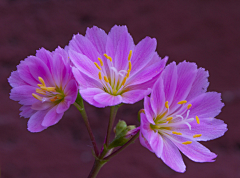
left=0, top=0, right=239, bottom=177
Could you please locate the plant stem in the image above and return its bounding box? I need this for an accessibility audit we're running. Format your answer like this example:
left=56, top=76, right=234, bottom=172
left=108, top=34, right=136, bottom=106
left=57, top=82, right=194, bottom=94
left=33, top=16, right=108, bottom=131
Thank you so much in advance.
left=87, top=159, right=107, bottom=178
left=74, top=94, right=99, bottom=156
left=104, top=131, right=139, bottom=160
left=105, top=105, right=119, bottom=146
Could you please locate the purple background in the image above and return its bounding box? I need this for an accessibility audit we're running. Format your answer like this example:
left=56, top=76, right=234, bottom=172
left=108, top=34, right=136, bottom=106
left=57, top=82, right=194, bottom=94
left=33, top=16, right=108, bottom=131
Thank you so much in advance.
left=1, top=0, right=239, bottom=177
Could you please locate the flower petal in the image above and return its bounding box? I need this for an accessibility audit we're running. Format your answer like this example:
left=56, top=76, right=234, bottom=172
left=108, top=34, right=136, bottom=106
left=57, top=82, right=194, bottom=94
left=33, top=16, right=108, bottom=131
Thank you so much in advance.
left=10, top=85, right=36, bottom=105
left=150, top=77, right=165, bottom=115
left=173, top=136, right=217, bottom=162
left=80, top=88, right=106, bottom=108
left=130, top=36, right=156, bottom=76
left=188, top=92, right=224, bottom=118
left=42, top=106, right=64, bottom=127
left=20, top=105, right=36, bottom=118
left=69, top=50, right=99, bottom=80
left=94, top=92, right=122, bottom=106
left=161, top=135, right=186, bottom=173
left=121, top=88, right=151, bottom=104
left=27, top=110, right=48, bottom=132
left=8, top=71, right=27, bottom=87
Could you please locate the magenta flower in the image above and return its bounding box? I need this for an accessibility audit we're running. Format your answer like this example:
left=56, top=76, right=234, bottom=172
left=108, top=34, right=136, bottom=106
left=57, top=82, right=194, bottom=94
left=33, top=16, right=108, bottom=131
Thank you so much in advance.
left=8, top=47, right=78, bottom=132
left=140, top=61, right=227, bottom=172
left=68, top=25, right=168, bottom=107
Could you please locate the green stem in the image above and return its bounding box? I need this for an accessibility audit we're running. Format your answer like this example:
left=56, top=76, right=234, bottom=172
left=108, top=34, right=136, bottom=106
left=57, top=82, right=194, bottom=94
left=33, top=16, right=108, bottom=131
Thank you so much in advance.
left=104, top=131, right=139, bottom=160
left=105, top=105, right=119, bottom=146
left=74, top=94, right=99, bottom=156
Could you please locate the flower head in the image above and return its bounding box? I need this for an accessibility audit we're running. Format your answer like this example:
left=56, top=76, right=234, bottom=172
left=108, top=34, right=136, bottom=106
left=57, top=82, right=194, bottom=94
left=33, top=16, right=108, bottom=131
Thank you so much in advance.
left=140, top=61, right=227, bottom=172
left=68, top=25, right=168, bottom=107
left=8, top=47, right=78, bottom=132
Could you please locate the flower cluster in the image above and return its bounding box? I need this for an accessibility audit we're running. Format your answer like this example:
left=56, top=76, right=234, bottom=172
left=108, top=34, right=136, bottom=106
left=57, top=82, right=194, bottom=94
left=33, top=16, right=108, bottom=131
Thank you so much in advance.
left=8, top=25, right=227, bottom=174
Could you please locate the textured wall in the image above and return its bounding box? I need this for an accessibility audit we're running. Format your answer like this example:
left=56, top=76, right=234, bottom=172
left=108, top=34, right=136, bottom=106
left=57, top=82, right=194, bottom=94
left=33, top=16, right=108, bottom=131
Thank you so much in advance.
left=1, top=0, right=239, bottom=177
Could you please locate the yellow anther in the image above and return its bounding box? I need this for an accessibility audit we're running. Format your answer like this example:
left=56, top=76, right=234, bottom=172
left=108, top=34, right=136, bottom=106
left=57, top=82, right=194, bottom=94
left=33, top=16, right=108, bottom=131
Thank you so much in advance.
left=166, top=117, right=173, bottom=121
left=196, top=116, right=200, bottom=124
left=177, top=100, right=187, bottom=104
left=37, top=84, right=43, bottom=88
left=36, top=88, right=46, bottom=95
left=32, top=93, right=43, bottom=101
left=98, top=72, right=102, bottom=80
left=128, top=61, right=132, bottom=71
left=98, top=57, right=104, bottom=66
left=122, top=76, right=127, bottom=86
left=126, top=69, right=130, bottom=78
left=104, top=54, right=112, bottom=62
left=128, top=50, right=132, bottom=61
left=40, top=86, right=56, bottom=92
left=182, top=141, right=192, bottom=145
left=165, top=101, right=169, bottom=109
left=50, top=96, right=58, bottom=102
left=193, top=134, right=202, bottom=138
left=94, top=62, right=102, bottom=70
left=172, top=131, right=182, bottom=135
left=104, top=76, right=109, bottom=83
left=187, top=104, right=192, bottom=109
left=38, top=77, right=46, bottom=87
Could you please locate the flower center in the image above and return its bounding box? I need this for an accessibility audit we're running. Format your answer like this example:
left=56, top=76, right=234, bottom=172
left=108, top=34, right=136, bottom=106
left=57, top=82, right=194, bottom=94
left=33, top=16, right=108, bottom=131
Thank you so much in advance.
left=150, top=100, right=201, bottom=145
left=32, top=77, right=64, bottom=103
left=94, top=50, right=133, bottom=95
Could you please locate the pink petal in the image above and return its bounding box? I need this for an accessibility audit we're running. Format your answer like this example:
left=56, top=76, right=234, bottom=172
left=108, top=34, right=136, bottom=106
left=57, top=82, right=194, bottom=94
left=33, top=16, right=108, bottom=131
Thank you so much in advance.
left=143, top=96, right=155, bottom=124
left=173, top=135, right=217, bottom=162
left=121, top=88, right=151, bottom=104
left=72, top=67, right=102, bottom=90
left=174, top=117, right=227, bottom=141
left=20, top=105, right=36, bottom=118
left=130, top=36, right=157, bottom=76
left=139, top=132, right=153, bottom=152
left=69, top=50, right=99, bottom=80
left=42, top=106, right=64, bottom=127
left=27, top=110, right=48, bottom=132
left=170, top=61, right=198, bottom=112
left=186, top=67, right=209, bottom=101
left=150, top=77, right=166, bottom=116
left=94, top=92, right=122, bottom=106
left=160, top=135, right=186, bottom=173
left=8, top=71, right=27, bottom=87
left=31, top=101, right=54, bottom=110
left=162, top=62, right=178, bottom=105
left=149, top=131, right=163, bottom=158
left=188, top=92, right=224, bottom=118
left=80, top=88, right=106, bottom=108
left=85, top=26, right=107, bottom=55
left=10, top=85, right=36, bottom=105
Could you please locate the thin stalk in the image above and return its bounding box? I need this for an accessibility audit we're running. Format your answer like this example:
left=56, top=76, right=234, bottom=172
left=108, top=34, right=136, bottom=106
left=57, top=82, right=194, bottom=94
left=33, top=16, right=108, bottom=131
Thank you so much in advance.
left=74, top=100, right=99, bottom=156
left=105, top=105, right=119, bottom=146
left=104, top=131, right=139, bottom=160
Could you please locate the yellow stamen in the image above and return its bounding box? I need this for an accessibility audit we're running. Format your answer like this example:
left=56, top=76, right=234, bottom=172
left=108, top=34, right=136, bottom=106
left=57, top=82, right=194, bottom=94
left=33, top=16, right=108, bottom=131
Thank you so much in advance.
left=50, top=96, right=58, bottom=102
left=172, top=131, right=182, bottom=135
left=187, top=104, right=192, bottom=109
left=126, top=69, right=130, bottom=78
left=104, top=76, right=109, bottom=83
left=37, top=84, right=43, bottom=88
left=98, top=72, right=102, bottom=80
left=128, top=50, right=132, bottom=61
left=94, top=62, right=101, bottom=70
left=38, top=77, right=46, bottom=87
left=128, top=61, right=132, bottom=71
left=193, top=134, right=202, bottom=138
left=166, top=117, right=173, bottom=121
left=165, top=101, right=169, bottom=109
left=104, top=54, right=112, bottom=62
left=36, top=88, right=46, bottom=95
left=196, top=116, right=200, bottom=124
left=32, top=93, right=43, bottom=101
left=182, top=141, right=192, bottom=145
left=177, top=100, right=187, bottom=104
left=122, top=77, right=127, bottom=86
left=98, top=57, right=104, bottom=66
left=40, top=86, right=56, bottom=92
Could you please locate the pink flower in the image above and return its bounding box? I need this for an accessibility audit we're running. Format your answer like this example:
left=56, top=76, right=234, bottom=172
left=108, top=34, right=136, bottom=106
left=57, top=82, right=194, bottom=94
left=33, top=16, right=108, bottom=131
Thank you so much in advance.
left=68, top=25, right=168, bottom=107
left=8, top=47, right=78, bottom=132
left=140, top=61, right=227, bottom=172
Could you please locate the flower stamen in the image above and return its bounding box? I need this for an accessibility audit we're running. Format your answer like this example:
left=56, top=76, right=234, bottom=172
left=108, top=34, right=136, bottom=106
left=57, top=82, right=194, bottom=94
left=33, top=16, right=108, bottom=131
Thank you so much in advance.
left=98, top=57, right=104, bottom=66
left=172, top=131, right=182, bottom=135
left=94, top=62, right=102, bottom=70
left=104, top=76, right=109, bottom=83
left=193, top=134, right=202, bottom=138
left=182, top=141, right=192, bottom=145
left=178, top=100, right=187, bottom=104
left=196, top=116, right=200, bottom=124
